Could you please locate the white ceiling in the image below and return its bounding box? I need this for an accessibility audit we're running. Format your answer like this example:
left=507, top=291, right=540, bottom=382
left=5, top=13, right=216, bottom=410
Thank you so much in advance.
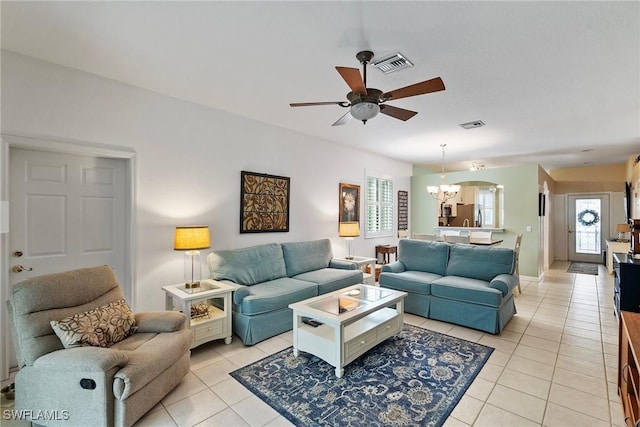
left=1, top=1, right=639, bottom=172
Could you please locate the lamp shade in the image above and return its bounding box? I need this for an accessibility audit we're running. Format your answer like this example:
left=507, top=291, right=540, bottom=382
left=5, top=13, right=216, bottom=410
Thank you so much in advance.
left=617, top=223, right=631, bottom=233
left=339, top=222, right=360, bottom=238
left=174, top=226, right=211, bottom=250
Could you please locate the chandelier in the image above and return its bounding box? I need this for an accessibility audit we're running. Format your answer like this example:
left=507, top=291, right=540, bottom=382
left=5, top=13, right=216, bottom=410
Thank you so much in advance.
left=427, top=144, right=460, bottom=204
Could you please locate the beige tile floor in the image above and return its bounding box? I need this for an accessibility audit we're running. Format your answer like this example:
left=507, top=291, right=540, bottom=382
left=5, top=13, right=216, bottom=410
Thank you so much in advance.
left=0, top=260, right=626, bottom=426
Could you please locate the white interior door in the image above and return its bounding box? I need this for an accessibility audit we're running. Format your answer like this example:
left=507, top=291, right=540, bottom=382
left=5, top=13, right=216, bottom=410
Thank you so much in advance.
left=10, top=148, right=126, bottom=281
left=7, top=148, right=127, bottom=368
left=0, top=144, right=135, bottom=387
left=567, top=194, right=610, bottom=263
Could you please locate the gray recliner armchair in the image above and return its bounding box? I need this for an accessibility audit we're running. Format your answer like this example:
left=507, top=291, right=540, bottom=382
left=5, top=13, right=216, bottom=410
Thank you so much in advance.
left=6, top=265, right=192, bottom=427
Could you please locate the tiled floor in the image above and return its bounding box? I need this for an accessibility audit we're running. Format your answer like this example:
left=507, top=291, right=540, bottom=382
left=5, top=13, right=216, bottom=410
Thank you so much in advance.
left=1, top=260, right=626, bottom=426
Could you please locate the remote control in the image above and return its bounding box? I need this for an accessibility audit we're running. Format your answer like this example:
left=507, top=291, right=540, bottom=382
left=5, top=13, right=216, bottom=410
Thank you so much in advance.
left=302, top=317, right=323, bottom=327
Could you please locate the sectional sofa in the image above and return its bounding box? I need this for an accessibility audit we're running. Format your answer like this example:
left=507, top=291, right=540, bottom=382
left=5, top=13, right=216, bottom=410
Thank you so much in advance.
left=207, top=239, right=363, bottom=345
left=379, top=239, right=518, bottom=333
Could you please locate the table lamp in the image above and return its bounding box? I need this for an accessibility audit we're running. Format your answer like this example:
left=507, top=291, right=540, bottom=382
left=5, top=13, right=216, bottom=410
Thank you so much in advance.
left=174, top=226, right=211, bottom=289
left=617, top=223, right=631, bottom=241
left=339, top=222, right=360, bottom=260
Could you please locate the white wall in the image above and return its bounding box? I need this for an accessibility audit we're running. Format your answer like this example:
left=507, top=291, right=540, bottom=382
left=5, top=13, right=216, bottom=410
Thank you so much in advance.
left=1, top=51, right=412, bottom=312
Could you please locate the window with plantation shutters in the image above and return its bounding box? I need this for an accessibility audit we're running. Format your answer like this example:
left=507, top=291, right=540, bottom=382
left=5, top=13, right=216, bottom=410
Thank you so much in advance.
left=478, top=187, right=495, bottom=227
left=365, top=175, right=393, bottom=238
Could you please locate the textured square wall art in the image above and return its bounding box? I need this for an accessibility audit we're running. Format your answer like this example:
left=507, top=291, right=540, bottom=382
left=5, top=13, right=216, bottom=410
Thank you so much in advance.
left=240, top=171, right=290, bottom=233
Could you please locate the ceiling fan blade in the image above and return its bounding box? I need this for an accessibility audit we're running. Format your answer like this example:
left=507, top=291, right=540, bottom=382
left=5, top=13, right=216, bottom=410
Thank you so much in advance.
left=335, top=67, right=367, bottom=95
left=332, top=111, right=352, bottom=126
left=290, top=101, right=345, bottom=107
left=379, top=104, right=418, bottom=121
left=382, top=77, right=445, bottom=101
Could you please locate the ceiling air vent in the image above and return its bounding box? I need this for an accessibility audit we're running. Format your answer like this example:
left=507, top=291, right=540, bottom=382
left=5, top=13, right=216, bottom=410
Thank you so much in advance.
left=373, top=53, right=414, bottom=75
left=459, top=120, right=485, bottom=130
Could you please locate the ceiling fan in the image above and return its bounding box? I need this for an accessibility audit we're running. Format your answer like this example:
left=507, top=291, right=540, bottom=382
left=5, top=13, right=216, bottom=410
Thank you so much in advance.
left=290, top=50, right=445, bottom=126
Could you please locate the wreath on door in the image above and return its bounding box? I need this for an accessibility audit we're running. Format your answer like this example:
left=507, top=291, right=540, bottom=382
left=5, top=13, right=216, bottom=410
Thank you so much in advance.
left=577, top=209, right=600, bottom=227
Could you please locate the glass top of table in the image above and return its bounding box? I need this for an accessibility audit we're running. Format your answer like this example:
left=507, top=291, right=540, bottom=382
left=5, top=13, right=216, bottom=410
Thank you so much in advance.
left=341, top=285, right=393, bottom=302
left=307, top=285, right=393, bottom=315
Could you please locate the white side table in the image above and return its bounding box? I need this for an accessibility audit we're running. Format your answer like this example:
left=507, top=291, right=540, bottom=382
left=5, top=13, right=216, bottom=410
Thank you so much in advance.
left=607, top=239, right=630, bottom=274
left=334, top=256, right=377, bottom=285
left=162, top=279, right=233, bottom=348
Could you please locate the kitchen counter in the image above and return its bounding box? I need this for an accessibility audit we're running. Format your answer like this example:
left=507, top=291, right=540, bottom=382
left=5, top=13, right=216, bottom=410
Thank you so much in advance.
left=433, top=227, right=504, bottom=234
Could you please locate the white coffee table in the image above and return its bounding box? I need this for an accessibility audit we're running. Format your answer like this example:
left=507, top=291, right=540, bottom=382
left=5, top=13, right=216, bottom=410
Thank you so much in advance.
left=289, top=284, right=406, bottom=378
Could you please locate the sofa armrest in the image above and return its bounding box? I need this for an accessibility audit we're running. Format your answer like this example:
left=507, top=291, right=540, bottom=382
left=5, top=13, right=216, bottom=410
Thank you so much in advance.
left=135, top=311, right=187, bottom=333
left=329, top=259, right=357, bottom=270
left=233, top=286, right=251, bottom=305
left=34, top=347, right=128, bottom=372
left=489, top=274, right=519, bottom=296
left=381, top=261, right=406, bottom=273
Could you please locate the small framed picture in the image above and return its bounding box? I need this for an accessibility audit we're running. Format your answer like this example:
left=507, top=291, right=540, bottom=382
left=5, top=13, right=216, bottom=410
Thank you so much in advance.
left=339, top=183, right=360, bottom=223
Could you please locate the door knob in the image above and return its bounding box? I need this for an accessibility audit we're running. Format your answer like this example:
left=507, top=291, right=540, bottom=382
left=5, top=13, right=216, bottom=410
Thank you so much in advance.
left=12, top=265, right=33, bottom=273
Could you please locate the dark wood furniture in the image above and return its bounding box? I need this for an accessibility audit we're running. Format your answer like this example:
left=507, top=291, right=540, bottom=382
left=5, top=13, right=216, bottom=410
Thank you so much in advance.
left=630, top=219, right=640, bottom=258
left=375, top=245, right=397, bottom=264
left=618, top=311, right=640, bottom=426
left=614, top=253, right=640, bottom=318
left=365, top=265, right=382, bottom=282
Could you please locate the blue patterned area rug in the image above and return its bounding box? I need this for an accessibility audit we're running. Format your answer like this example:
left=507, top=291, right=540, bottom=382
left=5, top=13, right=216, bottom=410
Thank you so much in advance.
left=230, top=324, right=493, bottom=427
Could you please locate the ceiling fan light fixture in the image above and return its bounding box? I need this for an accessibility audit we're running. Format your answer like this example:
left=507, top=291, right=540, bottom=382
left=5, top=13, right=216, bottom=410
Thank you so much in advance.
left=290, top=50, right=444, bottom=126
left=350, top=101, right=380, bottom=122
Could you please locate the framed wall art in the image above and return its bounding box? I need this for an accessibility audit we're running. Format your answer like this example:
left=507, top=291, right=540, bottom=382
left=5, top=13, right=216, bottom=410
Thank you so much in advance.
left=398, top=190, right=408, bottom=231
left=240, top=171, right=290, bottom=233
left=339, top=182, right=360, bottom=223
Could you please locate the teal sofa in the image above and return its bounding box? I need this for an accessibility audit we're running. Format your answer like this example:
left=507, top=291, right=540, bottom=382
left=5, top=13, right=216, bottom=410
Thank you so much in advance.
left=379, top=239, right=518, bottom=334
left=207, top=239, right=363, bottom=345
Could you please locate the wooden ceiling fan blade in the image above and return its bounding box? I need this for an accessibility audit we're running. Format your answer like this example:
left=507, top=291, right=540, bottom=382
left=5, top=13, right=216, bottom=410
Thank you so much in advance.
left=382, top=77, right=445, bottom=101
left=379, top=104, right=418, bottom=121
left=335, top=67, right=367, bottom=95
left=290, top=101, right=345, bottom=107
left=332, top=111, right=352, bottom=126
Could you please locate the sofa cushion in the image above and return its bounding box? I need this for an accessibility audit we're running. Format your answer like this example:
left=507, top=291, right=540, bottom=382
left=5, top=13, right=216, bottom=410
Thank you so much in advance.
left=208, top=243, right=286, bottom=285
left=379, top=271, right=442, bottom=295
left=235, top=278, right=318, bottom=315
left=446, top=245, right=515, bottom=282
left=281, top=239, right=333, bottom=277
left=50, top=299, right=137, bottom=349
left=293, top=268, right=363, bottom=295
left=398, top=239, right=450, bottom=276
left=431, top=277, right=503, bottom=307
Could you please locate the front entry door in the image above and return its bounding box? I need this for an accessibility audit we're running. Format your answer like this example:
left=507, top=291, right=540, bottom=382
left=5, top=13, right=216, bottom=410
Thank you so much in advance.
left=567, top=194, right=610, bottom=263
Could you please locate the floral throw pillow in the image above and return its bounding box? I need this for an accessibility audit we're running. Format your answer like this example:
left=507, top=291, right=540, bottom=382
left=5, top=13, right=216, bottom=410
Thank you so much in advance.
left=51, top=299, right=137, bottom=348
